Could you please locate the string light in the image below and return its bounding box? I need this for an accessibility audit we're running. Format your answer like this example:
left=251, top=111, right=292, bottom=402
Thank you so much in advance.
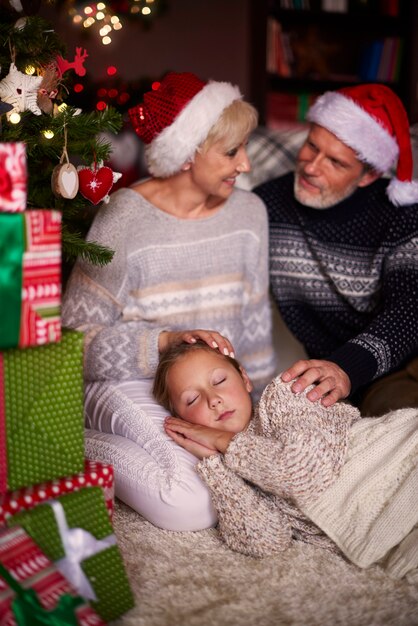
left=43, top=129, right=54, bottom=139
left=68, top=1, right=159, bottom=45
left=9, top=112, right=21, bottom=124
left=25, top=65, right=36, bottom=75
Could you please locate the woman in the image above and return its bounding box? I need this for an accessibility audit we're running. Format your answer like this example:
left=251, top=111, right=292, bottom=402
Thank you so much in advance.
left=62, top=71, right=277, bottom=531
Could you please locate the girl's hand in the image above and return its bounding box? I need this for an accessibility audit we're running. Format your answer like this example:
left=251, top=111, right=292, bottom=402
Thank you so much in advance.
left=164, top=417, right=235, bottom=459
left=158, top=329, right=234, bottom=358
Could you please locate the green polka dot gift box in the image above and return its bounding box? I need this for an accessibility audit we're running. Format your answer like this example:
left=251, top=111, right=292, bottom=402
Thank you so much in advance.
left=0, top=329, right=85, bottom=494
left=7, top=487, right=135, bottom=623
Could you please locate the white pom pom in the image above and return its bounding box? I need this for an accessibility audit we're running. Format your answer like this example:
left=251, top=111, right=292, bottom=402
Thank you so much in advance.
left=387, top=178, right=418, bottom=206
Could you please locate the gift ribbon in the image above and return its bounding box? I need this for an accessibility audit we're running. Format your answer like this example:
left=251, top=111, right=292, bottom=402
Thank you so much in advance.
left=49, top=499, right=117, bottom=601
left=0, top=214, right=24, bottom=348
left=0, top=561, right=84, bottom=626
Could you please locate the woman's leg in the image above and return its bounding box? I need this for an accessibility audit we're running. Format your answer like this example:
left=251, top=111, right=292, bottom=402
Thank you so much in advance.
left=84, top=380, right=217, bottom=531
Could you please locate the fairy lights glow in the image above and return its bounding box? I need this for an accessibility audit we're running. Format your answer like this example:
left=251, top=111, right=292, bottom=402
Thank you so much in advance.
left=68, top=1, right=160, bottom=45
left=9, top=112, right=21, bottom=124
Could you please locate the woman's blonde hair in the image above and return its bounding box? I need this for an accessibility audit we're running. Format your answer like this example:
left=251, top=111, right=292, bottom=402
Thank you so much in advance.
left=200, top=99, right=258, bottom=154
left=153, top=340, right=242, bottom=415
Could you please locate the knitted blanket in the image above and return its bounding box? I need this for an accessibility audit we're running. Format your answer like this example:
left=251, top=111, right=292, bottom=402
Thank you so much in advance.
left=302, top=408, right=418, bottom=576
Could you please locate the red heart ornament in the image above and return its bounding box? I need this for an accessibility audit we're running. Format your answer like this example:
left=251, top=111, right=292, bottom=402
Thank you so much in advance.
left=78, top=164, right=114, bottom=205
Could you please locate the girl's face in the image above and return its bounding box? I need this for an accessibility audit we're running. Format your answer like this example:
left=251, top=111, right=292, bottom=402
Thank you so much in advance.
left=189, top=138, right=251, bottom=199
left=166, top=349, right=253, bottom=434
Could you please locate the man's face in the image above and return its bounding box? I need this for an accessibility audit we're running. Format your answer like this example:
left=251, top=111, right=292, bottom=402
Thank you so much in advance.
left=294, top=124, right=377, bottom=209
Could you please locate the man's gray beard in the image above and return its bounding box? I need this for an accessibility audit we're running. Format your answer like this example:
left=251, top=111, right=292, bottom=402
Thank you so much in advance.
left=294, top=173, right=359, bottom=210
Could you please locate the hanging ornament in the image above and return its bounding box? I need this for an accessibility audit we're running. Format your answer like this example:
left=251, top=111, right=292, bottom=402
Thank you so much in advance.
left=77, top=161, right=121, bottom=205
left=0, top=63, right=42, bottom=119
left=51, top=124, right=79, bottom=200
left=37, top=65, right=59, bottom=114
left=14, top=17, right=27, bottom=29
left=52, top=162, right=79, bottom=199
left=56, top=48, right=89, bottom=78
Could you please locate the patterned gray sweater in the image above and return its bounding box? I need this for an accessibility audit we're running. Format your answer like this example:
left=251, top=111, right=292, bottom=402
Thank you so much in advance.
left=197, top=377, right=360, bottom=557
left=62, top=187, right=276, bottom=397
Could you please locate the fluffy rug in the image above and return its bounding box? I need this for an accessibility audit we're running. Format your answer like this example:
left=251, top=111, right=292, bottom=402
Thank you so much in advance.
left=111, top=500, right=418, bottom=626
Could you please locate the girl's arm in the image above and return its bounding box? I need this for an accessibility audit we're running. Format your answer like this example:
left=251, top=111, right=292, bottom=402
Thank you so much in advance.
left=196, top=454, right=293, bottom=557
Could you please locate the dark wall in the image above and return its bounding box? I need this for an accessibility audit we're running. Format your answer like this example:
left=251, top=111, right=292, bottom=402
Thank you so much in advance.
left=41, top=0, right=252, bottom=99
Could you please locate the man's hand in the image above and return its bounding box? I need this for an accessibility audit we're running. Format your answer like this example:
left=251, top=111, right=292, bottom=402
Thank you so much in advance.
left=165, top=417, right=235, bottom=459
left=281, top=359, right=351, bottom=407
left=158, top=329, right=234, bottom=357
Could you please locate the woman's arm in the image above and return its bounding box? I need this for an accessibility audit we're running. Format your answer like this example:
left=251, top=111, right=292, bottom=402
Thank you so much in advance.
left=62, top=191, right=162, bottom=381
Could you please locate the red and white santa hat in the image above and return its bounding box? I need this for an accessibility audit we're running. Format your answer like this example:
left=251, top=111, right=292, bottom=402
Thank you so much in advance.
left=129, top=71, right=242, bottom=178
left=307, top=83, right=418, bottom=206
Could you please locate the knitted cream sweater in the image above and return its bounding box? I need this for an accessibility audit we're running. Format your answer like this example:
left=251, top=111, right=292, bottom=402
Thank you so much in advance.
left=197, top=377, right=361, bottom=558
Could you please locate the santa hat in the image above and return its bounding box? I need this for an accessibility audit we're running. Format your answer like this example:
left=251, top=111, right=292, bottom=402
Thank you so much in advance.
left=129, top=71, right=242, bottom=178
left=306, top=83, right=418, bottom=206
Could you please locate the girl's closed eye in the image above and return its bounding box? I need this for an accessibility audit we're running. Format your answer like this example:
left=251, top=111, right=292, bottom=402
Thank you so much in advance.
left=186, top=394, right=199, bottom=406
left=213, top=377, right=226, bottom=386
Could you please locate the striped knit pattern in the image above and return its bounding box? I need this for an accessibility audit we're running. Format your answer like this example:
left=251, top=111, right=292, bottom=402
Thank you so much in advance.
left=197, top=377, right=360, bottom=558
left=254, top=172, right=418, bottom=396
left=62, top=187, right=277, bottom=397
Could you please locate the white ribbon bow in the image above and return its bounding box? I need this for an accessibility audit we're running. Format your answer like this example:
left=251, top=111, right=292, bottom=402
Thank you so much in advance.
left=48, top=499, right=117, bottom=601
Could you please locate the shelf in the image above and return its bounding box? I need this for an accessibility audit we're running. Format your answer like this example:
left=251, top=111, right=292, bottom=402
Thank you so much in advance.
left=270, top=8, right=403, bottom=36
left=250, top=0, right=418, bottom=126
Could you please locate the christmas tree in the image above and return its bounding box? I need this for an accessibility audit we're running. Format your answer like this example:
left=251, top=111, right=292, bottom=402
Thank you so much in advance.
left=0, top=1, right=123, bottom=276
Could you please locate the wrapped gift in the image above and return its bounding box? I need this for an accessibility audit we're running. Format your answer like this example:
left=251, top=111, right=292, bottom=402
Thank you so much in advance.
left=0, top=209, right=61, bottom=350
left=7, top=487, right=135, bottom=623
left=0, top=143, right=26, bottom=213
left=0, top=525, right=106, bottom=625
left=0, top=329, right=85, bottom=494
left=0, top=460, right=115, bottom=526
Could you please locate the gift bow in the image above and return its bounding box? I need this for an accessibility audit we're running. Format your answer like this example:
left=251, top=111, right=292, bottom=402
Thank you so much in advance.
left=50, top=499, right=116, bottom=601
left=0, top=561, right=84, bottom=626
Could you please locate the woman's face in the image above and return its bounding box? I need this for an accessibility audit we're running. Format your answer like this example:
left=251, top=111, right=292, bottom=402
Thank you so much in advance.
left=189, top=138, right=251, bottom=199
left=166, top=348, right=253, bottom=434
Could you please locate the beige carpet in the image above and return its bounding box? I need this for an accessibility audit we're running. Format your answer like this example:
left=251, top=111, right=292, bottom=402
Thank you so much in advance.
left=110, top=500, right=418, bottom=626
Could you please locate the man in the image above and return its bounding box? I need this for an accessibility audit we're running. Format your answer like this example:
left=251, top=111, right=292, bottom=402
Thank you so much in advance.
left=255, top=83, right=418, bottom=416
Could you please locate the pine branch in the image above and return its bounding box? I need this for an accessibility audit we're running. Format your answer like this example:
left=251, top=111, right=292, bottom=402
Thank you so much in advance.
left=0, top=12, right=124, bottom=268
left=62, top=227, right=114, bottom=266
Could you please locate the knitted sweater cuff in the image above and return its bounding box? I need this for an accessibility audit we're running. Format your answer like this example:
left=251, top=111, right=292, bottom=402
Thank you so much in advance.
left=328, top=342, right=378, bottom=395
left=148, top=328, right=169, bottom=375
left=197, top=454, right=228, bottom=487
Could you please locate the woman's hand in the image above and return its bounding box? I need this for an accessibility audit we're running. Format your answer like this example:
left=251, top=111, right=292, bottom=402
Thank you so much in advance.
left=164, top=417, right=235, bottom=460
left=158, top=329, right=235, bottom=357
